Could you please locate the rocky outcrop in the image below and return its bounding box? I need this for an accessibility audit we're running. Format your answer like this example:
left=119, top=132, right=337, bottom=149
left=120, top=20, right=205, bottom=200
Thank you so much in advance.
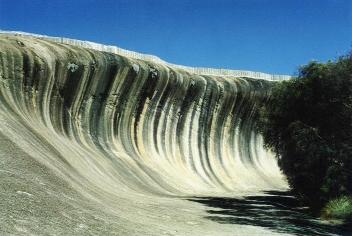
left=0, top=33, right=288, bottom=235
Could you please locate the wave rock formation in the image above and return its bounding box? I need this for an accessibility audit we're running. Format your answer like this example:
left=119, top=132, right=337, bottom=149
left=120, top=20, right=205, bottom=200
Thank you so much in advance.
left=0, top=32, right=290, bottom=235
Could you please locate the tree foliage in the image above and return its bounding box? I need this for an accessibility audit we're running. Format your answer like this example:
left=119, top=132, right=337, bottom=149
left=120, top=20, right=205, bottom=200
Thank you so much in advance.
left=258, top=54, right=352, bottom=210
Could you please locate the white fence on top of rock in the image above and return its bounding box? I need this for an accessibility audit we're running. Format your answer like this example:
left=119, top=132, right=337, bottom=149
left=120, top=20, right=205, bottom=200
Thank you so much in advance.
left=0, top=30, right=292, bottom=81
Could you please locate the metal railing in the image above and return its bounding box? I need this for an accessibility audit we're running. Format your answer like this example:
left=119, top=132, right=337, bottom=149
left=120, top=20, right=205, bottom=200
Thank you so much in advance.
left=0, top=30, right=292, bottom=81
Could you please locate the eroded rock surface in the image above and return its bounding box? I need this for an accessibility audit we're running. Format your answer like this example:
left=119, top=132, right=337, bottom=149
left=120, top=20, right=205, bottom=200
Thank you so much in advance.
left=0, top=33, right=293, bottom=235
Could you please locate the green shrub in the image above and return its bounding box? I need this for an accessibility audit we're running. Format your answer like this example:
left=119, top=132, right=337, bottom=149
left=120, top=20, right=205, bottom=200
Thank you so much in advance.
left=322, top=196, right=352, bottom=220
left=258, top=53, right=352, bottom=211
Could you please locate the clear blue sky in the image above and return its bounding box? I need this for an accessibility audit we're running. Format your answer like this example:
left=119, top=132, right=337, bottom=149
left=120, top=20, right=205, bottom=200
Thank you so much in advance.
left=0, top=0, right=351, bottom=75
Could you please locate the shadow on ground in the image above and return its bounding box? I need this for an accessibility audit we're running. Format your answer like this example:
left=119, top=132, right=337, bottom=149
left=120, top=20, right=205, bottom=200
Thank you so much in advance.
left=187, top=191, right=351, bottom=236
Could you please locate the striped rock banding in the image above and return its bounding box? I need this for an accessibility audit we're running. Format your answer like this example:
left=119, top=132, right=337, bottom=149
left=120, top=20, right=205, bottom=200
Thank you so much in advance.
left=0, top=32, right=290, bottom=235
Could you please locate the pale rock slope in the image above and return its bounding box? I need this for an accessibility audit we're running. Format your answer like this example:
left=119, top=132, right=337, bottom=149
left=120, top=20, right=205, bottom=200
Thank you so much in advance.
left=0, top=32, right=298, bottom=235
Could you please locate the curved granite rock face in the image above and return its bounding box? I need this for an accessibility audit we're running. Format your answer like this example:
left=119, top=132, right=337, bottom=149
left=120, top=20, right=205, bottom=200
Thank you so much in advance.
left=0, top=34, right=290, bottom=235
